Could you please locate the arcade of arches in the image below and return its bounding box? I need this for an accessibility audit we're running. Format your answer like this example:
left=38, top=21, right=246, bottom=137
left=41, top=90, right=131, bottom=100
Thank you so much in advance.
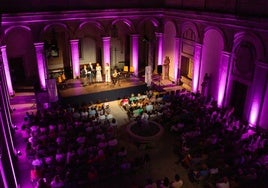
left=1, top=6, right=268, bottom=188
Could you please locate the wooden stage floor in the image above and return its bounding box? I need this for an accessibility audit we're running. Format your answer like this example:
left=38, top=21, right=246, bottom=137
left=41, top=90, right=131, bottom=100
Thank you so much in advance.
left=58, top=76, right=148, bottom=105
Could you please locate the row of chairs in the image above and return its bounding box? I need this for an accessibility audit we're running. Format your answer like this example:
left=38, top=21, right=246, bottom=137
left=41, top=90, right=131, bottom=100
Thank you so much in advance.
left=57, top=73, right=68, bottom=89
left=122, top=66, right=135, bottom=78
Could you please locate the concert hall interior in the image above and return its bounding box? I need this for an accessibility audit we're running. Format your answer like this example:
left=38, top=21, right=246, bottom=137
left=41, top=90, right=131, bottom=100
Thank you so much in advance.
left=1, top=1, right=268, bottom=188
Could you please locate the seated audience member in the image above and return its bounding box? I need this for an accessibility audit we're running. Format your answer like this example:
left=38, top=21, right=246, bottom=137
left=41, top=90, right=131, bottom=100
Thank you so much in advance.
left=181, top=153, right=192, bottom=168
left=120, top=158, right=131, bottom=173
left=145, top=103, right=154, bottom=113
left=31, top=166, right=42, bottom=184
left=35, top=177, right=50, bottom=188
left=32, top=155, right=43, bottom=169
left=108, top=137, right=118, bottom=147
left=144, top=178, right=157, bottom=188
left=118, top=146, right=127, bottom=158
left=215, top=176, right=230, bottom=188
left=88, top=166, right=98, bottom=182
left=159, top=177, right=170, bottom=188
left=170, top=174, right=183, bottom=188
left=50, top=175, right=64, bottom=188
left=170, top=122, right=184, bottom=133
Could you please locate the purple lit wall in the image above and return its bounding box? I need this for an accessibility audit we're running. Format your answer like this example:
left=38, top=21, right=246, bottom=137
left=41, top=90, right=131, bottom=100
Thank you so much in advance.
left=156, top=33, right=163, bottom=66
left=193, top=44, right=202, bottom=93
left=249, top=63, right=267, bottom=127
left=34, top=43, right=47, bottom=90
left=0, top=158, right=9, bottom=188
left=102, top=37, right=111, bottom=70
left=0, top=46, right=14, bottom=96
left=259, top=76, right=268, bottom=129
left=249, top=100, right=259, bottom=127
left=173, top=37, right=180, bottom=82
left=70, top=40, right=80, bottom=79
left=217, top=51, right=230, bottom=107
left=130, top=35, right=139, bottom=76
left=0, top=114, right=18, bottom=188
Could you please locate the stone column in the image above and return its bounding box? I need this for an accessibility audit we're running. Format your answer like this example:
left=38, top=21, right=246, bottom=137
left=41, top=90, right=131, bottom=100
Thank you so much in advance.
left=217, top=51, right=231, bottom=107
left=130, top=34, right=139, bottom=76
left=0, top=46, right=14, bottom=96
left=102, top=36, right=111, bottom=77
left=174, top=37, right=181, bottom=84
left=102, top=37, right=111, bottom=66
left=192, top=43, right=202, bottom=93
left=249, top=61, right=268, bottom=129
left=70, top=39, right=80, bottom=79
left=154, top=32, right=163, bottom=74
left=34, top=42, right=47, bottom=90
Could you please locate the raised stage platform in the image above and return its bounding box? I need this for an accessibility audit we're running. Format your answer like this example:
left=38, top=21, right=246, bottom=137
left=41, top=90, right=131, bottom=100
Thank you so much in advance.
left=58, top=76, right=148, bottom=106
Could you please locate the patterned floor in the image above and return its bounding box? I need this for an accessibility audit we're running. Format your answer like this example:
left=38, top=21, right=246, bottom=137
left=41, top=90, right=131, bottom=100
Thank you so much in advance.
left=10, top=78, right=200, bottom=188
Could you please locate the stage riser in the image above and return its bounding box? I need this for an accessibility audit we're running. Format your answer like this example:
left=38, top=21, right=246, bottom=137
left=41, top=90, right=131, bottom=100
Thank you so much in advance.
left=60, top=84, right=147, bottom=106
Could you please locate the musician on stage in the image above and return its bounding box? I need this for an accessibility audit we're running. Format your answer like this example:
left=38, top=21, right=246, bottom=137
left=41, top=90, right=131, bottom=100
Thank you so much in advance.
left=111, top=69, right=119, bottom=85
left=95, top=63, right=103, bottom=82
left=104, top=62, right=111, bottom=84
left=81, top=64, right=88, bottom=86
left=87, top=62, right=95, bottom=84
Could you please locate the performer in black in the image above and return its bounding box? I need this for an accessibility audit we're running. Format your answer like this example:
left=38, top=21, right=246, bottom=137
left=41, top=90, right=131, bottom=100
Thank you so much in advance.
left=81, top=65, right=88, bottom=86
left=111, top=69, right=120, bottom=86
left=87, top=62, right=95, bottom=84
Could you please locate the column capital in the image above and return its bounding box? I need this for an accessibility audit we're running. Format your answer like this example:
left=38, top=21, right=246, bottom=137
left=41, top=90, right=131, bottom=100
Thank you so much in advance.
left=195, top=43, right=203, bottom=48
left=155, top=32, right=163, bottom=37
left=34, top=42, right=44, bottom=46
left=130, top=34, right=140, bottom=39
left=102, top=36, right=111, bottom=41
left=256, top=61, right=268, bottom=69
left=174, top=37, right=181, bottom=41
left=0, top=45, right=7, bottom=51
left=34, top=42, right=44, bottom=52
left=70, top=39, right=79, bottom=44
left=221, top=50, right=231, bottom=56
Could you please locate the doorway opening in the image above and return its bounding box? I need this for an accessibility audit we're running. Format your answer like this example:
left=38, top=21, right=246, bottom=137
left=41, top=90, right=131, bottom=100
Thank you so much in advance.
left=230, top=80, right=248, bottom=119
left=9, top=57, right=26, bottom=86
left=181, top=56, right=189, bottom=78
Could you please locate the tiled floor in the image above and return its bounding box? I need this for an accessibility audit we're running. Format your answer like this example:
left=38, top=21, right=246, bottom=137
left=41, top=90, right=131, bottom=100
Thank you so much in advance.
left=10, top=79, right=201, bottom=188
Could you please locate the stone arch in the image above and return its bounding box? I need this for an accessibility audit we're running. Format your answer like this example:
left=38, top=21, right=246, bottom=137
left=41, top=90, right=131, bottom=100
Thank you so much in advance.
left=4, top=25, right=31, bottom=35
left=201, top=27, right=225, bottom=100
left=163, top=21, right=177, bottom=80
left=136, top=17, right=161, bottom=75
left=41, top=23, right=71, bottom=73
left=111, top=18, right=136, bottom=34
left=163, top=18, right=179, bottom=35
left=42, top=22, right=69, bottom=38
left=181, top=21, right=200, bottom=42
left=227, top=31, right=264, bottom=119
left=204, top=26, right=227, bottom=50
left=233, top=31, right=265, bottom=61
left=77, top=21, right=105, bottom=38
left=109, top=19, right=136, bottom=69
left=4, top=25, right=37, bottom=85
left=231, top=31, right=265, bottom=83
left=137, top=17, right=161, bottom=35
left=2, top=25, right=31, bottom=45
